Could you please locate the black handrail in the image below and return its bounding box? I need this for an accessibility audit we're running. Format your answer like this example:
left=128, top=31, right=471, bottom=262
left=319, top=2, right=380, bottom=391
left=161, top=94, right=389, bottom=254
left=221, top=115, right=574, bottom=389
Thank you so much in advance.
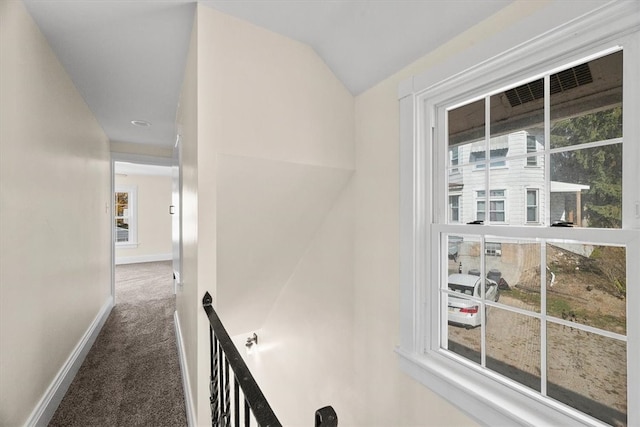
left=202, top=292, right=337, bottom=427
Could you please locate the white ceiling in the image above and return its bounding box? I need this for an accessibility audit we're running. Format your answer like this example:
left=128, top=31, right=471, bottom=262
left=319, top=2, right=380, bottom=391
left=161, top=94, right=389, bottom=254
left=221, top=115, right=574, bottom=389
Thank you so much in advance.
left=23, top=0, right=514, bottom=148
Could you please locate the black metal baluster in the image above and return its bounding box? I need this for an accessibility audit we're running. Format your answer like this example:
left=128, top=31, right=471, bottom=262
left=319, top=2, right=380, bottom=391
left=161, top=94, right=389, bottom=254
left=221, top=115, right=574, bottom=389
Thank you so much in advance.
left=218, top=341, right=224, bottom=425
left=223, top=356, right=231, bottom=426
left=234, top=378, right=240, bottom=427
left=211, top=333, right=220, bottom=426
left=244, top=398, right=250, bottom=427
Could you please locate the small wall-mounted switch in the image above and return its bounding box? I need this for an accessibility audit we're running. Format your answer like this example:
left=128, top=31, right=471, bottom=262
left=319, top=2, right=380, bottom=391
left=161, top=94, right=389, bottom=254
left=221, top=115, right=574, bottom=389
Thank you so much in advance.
left=169, top=205, right=175, bottom=215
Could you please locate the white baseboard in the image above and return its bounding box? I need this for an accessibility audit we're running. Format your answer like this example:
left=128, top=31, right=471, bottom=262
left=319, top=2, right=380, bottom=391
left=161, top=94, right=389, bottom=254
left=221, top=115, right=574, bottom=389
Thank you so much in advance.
left=26, top=296, right=114, bottom=427
left=174, top=311, right=196, bottom=427
left=115, top=252, right=172, bottom=265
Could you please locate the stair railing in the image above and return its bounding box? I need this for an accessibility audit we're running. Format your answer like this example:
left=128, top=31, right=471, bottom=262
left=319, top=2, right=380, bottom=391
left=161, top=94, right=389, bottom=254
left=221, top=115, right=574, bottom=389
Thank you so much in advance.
left=202, top=292, right=338, bottom=427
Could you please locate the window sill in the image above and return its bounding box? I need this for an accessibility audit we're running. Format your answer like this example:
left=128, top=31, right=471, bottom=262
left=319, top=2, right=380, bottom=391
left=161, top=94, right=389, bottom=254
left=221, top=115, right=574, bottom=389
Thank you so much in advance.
left=115, top=242, right=139, bottom=249
left=396, top=346, right=604, bottom=427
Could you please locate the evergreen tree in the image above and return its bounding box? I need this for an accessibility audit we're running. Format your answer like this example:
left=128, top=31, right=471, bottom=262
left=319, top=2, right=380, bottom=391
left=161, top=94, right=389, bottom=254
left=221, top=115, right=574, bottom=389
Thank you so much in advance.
left=550, top=106, right=622, bottom=228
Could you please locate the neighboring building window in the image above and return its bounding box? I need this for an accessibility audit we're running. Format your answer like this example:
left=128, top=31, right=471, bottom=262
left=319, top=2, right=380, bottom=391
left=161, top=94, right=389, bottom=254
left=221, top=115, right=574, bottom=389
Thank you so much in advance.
left=476, top=190, right=505, bottom=222
left=527, top=189, right=539, bottom=223
left=399, top=7, right=638, bottom=427
left=470, top=148, right=508, bottom=169
left=449, top=195, right=460, bottom=222
left=115, top=186, right=137, bottom=246
left=485, top=242, right=502, bottom=256
left=526, top=135, right=538, bottom=166
left=450, top=146, right=459, bottom=174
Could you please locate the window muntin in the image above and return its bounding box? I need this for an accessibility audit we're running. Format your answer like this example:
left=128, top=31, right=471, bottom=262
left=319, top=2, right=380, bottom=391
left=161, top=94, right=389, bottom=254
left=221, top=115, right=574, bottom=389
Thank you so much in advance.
left=439, top=50, right=629, bottom=426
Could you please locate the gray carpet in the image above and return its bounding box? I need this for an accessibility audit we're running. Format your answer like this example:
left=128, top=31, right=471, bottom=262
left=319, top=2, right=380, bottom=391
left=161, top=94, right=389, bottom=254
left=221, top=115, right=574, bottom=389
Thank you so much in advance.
left=49, top=261, right=188, bottom=427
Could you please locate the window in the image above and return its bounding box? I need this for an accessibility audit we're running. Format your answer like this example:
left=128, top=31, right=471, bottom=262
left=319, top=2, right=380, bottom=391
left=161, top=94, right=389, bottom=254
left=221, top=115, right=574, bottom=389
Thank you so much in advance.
left=450, top=146, right=459, bottom=174
left=449, top=195, right=460, bottom=223
left=526, top=189, right=539, bottom=223
left=484, top=242, right=501, bottom=257
left=476, top=190, right=505, bottom=223
left=526, top=135, right=538, bottom=166
left=114, top=186, right=137, bottom=246
left=399, top=5, right=639, bottom=427
left=470, top=148, right=508, bottom=169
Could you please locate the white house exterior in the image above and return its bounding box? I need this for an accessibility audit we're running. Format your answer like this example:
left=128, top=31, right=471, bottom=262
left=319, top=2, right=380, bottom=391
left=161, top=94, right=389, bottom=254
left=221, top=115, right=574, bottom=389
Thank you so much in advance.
left=447, top=130, right=589, bottom=228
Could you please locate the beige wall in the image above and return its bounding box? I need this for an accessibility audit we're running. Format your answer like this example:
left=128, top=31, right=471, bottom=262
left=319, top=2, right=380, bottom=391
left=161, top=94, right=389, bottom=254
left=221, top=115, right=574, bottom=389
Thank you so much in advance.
left=115, top=173, right=172, bottom=263
left=0, top=1, right=112, bottom=425
left=174, top=5, right=356, bottom=425
left=175, top=8, right=200, bottom=424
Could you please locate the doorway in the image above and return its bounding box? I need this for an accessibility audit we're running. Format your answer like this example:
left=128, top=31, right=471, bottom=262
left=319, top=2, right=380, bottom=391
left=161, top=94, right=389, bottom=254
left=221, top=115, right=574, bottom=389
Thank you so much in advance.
left=111, top=154, right=178, bottom=302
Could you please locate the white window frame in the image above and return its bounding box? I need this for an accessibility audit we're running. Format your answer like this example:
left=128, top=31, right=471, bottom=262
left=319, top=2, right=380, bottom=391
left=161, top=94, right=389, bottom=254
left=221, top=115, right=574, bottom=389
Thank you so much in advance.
left=398, top=3, right=640, bottom=426
left=114, top=185, right=138, bottom=248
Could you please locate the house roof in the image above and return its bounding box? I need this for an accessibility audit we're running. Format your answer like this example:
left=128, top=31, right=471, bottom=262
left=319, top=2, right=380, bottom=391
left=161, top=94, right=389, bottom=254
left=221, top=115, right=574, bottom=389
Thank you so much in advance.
left=550, top=181, right=590, bottom=193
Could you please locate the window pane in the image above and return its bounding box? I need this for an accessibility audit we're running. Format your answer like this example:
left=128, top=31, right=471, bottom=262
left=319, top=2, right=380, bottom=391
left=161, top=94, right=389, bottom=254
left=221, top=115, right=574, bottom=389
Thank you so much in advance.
left=449, top=99, right=485, bottom=168
left=446, top=234, right=481, bottom=277
left=490, top=77, right=545, bottom=162
left=546, top=242, right=626, bottom=335
left=447, top=164, right=485, bottom=224
left=485, top=239, right=541, bottom=313
left=445, top=235, right=483, bottom=363
left=115, top=218, right=129, bottom=242
left=488, top=155, right=545, bottom=225
left=550, top=52, right=622, bottom=150
left=116, top=192, right=128, bottom=205
left=547, top=322, right=626, bottom=426
left=550, top=144, right=622, bottom=228
left=115, top=191, right=129, bottom=218
left=447, top=310, right=481, bottom=365
left=476, top=201, right=485, bottom=222
left=486, top=308, right=541, bottom=392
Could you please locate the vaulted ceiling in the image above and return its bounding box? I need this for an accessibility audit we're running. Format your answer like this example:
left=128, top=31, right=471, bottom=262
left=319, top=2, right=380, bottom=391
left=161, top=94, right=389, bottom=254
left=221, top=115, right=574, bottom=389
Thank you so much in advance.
left=23, top=0, right=514, bottom=148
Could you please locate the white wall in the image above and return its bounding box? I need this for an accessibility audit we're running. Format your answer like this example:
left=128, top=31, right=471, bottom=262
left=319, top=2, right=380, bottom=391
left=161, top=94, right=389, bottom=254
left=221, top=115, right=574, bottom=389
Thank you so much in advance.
left=0, top=1, right=112, bottom=425
left=353, top=0, right=613, bottom=425
left=115, top=173, right=172, bottom=264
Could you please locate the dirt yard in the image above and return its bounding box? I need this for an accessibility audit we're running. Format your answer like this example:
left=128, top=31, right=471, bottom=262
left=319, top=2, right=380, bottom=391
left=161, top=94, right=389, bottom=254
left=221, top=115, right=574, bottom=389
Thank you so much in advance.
left=446, top=244, right=627, bottom=426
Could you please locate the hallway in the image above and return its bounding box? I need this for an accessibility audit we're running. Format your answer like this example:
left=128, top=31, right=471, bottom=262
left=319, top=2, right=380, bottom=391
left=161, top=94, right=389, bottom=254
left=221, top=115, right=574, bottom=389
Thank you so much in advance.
left=49, top=262, right=187, bottom=426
